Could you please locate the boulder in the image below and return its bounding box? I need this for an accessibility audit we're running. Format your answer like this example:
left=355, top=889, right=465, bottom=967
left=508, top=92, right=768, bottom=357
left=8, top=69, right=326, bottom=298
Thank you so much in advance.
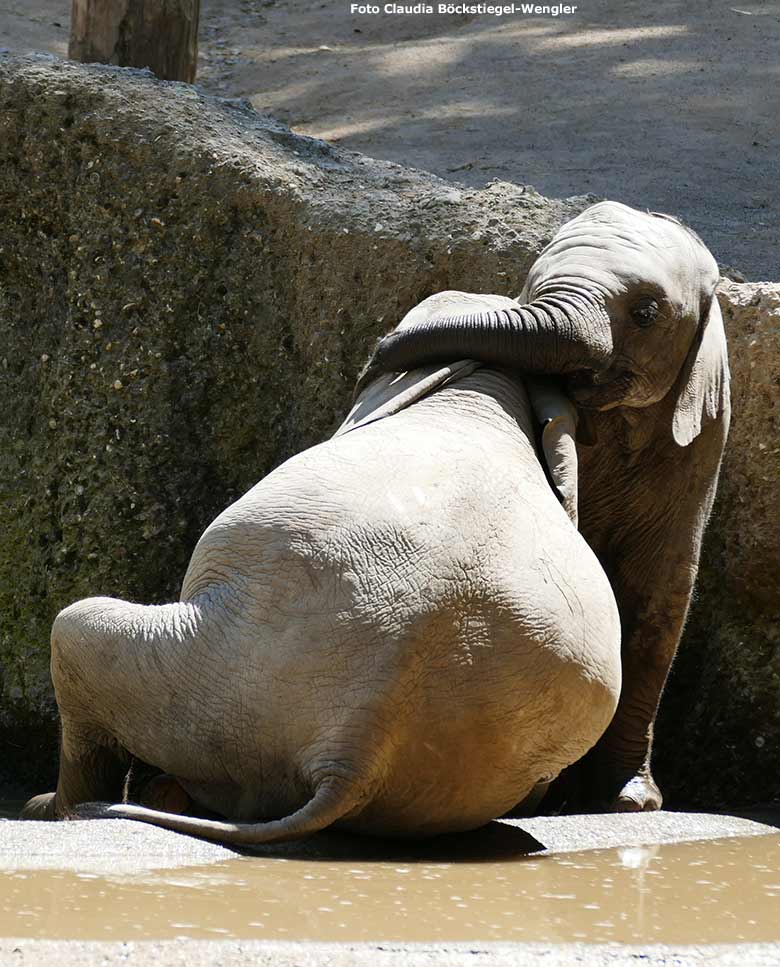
left=0, top=54, right=776, bottom=808
left=655, top=281, right=780, bottom=807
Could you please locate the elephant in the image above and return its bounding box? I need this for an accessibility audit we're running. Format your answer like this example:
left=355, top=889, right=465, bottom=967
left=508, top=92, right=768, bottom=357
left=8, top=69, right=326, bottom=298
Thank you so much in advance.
left=21, top=357, right=621, bottom=844
left=358, top=200, right=731, bottom=813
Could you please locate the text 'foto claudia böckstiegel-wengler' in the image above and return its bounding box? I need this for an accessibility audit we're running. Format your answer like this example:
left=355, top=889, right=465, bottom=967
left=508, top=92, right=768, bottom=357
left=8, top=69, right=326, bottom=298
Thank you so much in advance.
left=349, top=3, right=579, bottom=17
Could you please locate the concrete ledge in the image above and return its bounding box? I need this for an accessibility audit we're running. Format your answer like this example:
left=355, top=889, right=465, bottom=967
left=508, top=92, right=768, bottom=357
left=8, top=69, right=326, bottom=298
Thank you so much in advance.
left=1, top=812, right=777, bottom=873
left=2, top=939, right=780, bottom=967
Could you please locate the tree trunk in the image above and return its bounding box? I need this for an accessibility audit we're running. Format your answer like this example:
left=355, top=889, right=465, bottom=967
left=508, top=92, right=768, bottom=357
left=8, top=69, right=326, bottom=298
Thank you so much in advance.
left=69, top=0, right=200, bottom=83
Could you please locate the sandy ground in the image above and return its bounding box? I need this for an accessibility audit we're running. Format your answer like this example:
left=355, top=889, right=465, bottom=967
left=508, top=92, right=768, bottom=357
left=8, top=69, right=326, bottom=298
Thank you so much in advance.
left=0, top=0, right=777, bottom=279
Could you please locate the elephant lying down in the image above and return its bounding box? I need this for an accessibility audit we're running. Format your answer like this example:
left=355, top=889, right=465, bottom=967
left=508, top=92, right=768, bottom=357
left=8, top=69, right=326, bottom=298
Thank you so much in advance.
left=22, top=363, right=621, bottom=844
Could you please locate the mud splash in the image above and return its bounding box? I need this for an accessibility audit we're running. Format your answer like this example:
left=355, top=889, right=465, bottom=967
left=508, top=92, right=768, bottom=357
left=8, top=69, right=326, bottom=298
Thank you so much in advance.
left=2, top=830, right=779, bottom=943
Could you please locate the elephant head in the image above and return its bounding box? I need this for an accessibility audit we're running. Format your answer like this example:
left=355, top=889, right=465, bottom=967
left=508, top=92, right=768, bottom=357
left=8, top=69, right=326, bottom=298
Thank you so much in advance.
left=359, top=201, right=730, bottom=447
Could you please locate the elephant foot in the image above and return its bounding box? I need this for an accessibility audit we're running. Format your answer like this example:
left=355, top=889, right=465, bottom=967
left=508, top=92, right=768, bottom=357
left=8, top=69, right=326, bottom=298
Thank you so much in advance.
left=137, top=774, right=192, bottom=815
left=539, top=759, right=663, bottom=815
left=607, top=772, right=663, bottom=813
left=584, top=761, right=663, bottom=813
left=20, top=792, right=58, bottom=820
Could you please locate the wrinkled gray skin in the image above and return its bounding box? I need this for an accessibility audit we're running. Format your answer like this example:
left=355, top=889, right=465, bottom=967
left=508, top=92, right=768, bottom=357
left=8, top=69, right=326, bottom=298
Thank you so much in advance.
left=359, top=200, right=731, bottom=813
left=21, top=364, right=621, bottom=844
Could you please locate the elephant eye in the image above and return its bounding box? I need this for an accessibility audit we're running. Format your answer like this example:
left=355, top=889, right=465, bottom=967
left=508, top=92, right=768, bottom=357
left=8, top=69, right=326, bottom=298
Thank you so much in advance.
left=630, top=297, right=660, bottom=327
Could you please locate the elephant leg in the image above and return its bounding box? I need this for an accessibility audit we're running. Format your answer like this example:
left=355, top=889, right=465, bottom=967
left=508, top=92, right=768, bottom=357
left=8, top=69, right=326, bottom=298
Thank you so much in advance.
left=52, top=717, right=130, bottom=817
left=542, top=709, right=663, bottom=814
left=19, top=792, right=57, bottom=820
left=562, top=545, right=694, bottom=813
left=123, top=759, right=194, bottom=815
left=569, top=417, right=726, bottom=814
left=20, top=723, right=129, bottom=820
left=534, top=580, right=673, bottom=815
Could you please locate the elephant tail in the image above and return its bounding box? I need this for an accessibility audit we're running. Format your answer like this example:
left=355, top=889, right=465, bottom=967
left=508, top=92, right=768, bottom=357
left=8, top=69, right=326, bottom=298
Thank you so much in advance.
left=83, top=778, right=362, bottom=845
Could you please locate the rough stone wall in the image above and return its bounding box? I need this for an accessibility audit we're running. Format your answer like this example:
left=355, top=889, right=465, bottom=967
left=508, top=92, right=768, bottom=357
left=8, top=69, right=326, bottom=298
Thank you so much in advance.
left=655, top=281, right=780, bottom=808
left=0, top=55, right=777, bottom=807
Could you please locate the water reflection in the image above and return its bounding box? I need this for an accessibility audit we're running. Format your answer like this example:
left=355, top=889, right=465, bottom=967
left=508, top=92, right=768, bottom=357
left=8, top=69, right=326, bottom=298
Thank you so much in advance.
left=1, top=831, right=779, bottom=943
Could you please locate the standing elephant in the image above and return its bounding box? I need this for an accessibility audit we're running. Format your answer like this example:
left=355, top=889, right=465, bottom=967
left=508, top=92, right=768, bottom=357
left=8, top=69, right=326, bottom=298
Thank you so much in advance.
left=21, top=361, right=621, bottom=843
left=359, top=200, right=730, bottom=812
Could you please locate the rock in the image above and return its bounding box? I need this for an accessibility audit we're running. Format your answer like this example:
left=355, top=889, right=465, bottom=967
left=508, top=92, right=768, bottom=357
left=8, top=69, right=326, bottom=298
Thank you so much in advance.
left=655, top=281, right=780, bottom=807
left=719, top=265, right=750, bottom=284
left=716, top=281, right=780, bottom=607
left=0, top=54, right=776, bottom=810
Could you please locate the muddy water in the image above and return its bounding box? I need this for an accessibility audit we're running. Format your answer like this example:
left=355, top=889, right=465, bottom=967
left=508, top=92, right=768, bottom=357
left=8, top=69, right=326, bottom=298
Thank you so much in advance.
left=2, top=828, right=779, bottom=944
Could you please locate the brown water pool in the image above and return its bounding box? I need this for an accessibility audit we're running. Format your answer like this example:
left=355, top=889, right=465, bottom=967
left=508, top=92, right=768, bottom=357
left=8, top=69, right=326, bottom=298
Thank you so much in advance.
left=1, top=830, right=778, bottom=944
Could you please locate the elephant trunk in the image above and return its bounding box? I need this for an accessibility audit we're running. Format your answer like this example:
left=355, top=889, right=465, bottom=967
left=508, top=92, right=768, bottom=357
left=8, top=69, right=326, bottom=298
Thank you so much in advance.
left=367, top=291, right=613, bottom=380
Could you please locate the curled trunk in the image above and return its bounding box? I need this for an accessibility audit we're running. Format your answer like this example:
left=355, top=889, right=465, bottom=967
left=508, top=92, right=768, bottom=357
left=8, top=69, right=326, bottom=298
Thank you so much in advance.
left=362, top=292, right=612, bottom=387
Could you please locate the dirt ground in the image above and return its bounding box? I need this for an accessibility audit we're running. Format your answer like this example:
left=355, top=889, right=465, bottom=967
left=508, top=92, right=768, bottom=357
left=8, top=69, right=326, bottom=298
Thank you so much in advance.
left=0, top=1, right=777, bottom=278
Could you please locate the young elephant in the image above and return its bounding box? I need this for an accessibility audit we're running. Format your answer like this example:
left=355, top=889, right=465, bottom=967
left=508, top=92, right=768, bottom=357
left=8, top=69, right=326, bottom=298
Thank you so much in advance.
left=360, top=200, right=731, bottom=812
left=22, top=363, right=620, bottom=844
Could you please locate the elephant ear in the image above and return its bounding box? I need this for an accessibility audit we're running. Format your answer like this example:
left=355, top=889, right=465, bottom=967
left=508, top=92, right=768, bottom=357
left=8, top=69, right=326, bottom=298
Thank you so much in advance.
left=672, top=295, right=731, bottom=447
left=526, top=378, right=579, bottom=527
left=337, top=359, right=482, bottom=437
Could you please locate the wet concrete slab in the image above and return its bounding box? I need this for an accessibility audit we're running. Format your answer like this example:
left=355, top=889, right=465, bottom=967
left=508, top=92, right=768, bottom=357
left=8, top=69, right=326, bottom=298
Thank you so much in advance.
left=0, top=816, right=237, bottom=873
left=4, top=833, right=780, bottom=943
left=1, top=811, right=776, bottom=873
left=1, top=812, right=778, bottom=963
